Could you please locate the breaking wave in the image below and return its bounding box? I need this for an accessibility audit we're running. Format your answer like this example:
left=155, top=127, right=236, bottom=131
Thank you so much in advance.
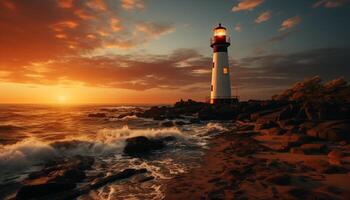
left=0, top=125, right=185, bottom=182
left=206, top=122, right=228, bottom=132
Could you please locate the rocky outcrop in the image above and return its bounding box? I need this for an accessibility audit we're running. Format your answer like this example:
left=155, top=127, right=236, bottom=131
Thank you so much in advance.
left=123, top=136, right=175, bottom=156
left=16, top=156, right=94, bottom=200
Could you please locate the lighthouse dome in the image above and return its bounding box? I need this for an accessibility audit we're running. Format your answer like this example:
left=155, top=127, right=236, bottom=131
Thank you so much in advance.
left=214, top=23, right=227, bottom=37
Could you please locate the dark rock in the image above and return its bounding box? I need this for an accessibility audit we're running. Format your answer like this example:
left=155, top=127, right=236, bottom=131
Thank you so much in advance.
left=299, top=143, right=328, bottom=155
left=88, top=113, right=106, bottom=118
left=255, top=120, right=278, bottom=130
left=306, top=120, right=350, bottom=142
left=175, top=121, right=186, bottom=126
left=189, top=118, right=201, bottom=124
left=265, top=174, right=291, bottom=185
left=161, top=121, right=175, bottom=127
left=16, top=182, right=76, bottom=200
left=124, top=136, right=165, bottom=155
left=138, top=176, right=155, bottom=183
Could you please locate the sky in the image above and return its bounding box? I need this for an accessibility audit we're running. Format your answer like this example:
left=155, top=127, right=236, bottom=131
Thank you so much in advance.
left=0, top=0, right=349, bottom=104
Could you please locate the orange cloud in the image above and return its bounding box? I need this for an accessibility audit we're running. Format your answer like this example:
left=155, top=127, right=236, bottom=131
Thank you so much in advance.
left=313, top=0, right=349, bottom=8
left=232, top=0, right=264, bottom=12
left=58, top=0, right=74, bottom=8
left=279, top=16, right=301, bottom=31
left=255, top=11, right=271, bottom=24
left=120, top=0, right=145, bottom=10
left=86, top=0, right=106, bottom=11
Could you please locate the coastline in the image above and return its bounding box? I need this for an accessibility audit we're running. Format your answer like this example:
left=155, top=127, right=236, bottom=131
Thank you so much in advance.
left=165, top=122, right=350, bottom=199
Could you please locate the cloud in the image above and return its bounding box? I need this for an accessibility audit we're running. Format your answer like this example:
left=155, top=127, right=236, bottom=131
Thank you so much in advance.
left=120, top=0, right=145, bottom=10
left=313, top=0, right=349, bottom=8
left=0, top=48, right=210, bottom=91
left=0, top=0, right=173, bottom=69
left=254, top=30, right=298, bottom=55
left=233, top=47, right=350, bottom=99
left=255, top=11, right=271, bottom=24
left=235, top=23, right=242, bottom=32
left=279, top=16, right=301, bottom=31
left=135, top=21, right=175, bottom=37
left=232, top=0, right=264, bottom=12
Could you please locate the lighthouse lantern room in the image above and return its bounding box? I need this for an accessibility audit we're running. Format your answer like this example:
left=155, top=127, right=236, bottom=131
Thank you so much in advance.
left=209, top=23, right=237, bottom=104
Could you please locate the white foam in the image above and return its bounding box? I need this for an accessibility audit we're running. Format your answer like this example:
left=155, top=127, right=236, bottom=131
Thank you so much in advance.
left=0, top=125, right=186, bottom=182
left=206, top=122, right=228, bottom=132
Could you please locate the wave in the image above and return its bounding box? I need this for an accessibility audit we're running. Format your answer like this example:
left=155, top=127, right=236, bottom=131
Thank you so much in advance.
left=0, top=126, right=185, bottom=182
left=206, top=122, right=228, bottom=132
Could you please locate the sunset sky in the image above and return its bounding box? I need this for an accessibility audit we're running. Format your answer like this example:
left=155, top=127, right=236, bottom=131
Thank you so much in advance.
left=0, top=0, right=350, bottom=104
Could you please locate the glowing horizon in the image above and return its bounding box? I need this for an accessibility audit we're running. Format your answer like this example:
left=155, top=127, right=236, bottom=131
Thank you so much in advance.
left=0, top=0, right=349, bottom=104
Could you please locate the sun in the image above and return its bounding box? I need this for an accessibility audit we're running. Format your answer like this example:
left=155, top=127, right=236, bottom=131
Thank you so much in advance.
left=57, top=95, right=67, bottom=104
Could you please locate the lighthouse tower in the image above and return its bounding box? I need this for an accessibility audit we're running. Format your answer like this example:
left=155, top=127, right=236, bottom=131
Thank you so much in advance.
left=210, top=23, right=234, bottom=104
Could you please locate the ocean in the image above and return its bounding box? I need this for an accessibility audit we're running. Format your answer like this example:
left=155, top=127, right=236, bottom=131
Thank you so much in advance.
left=0, top=104, right=230, bottom=199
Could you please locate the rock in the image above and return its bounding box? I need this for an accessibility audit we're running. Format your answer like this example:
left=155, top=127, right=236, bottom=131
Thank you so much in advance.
left=260, top=127, right=286, bottom=135
left=328, top=150, right=344, bottom=165
left=16, top=182, right=76, bottom=200
left=161, top=121, right=175, bottom=127
left=88, top=113, right=106, bottom=118
left=124, top=136, right=165, bottom=155
left=306, top=120, right=350, bottom=142
left=90, top=168, right=147, bottom=189
left=265, top=174, right=291, bottom=185
left=255, top=120, right=278, bottom=130
left=189, top=118, right=201, bottom=124
left=290, top=147, right=304, bottom=154
left=175, top=121, right=186, bottom=126
left=299, top=143, right=328, bottom=155
left=138, top=176, right=155, bottom=183
left=303, top=159, right=347, bottom=174
left=198, top=104, right=238, bottom=120
left=287, top=187, right=334, bottom=199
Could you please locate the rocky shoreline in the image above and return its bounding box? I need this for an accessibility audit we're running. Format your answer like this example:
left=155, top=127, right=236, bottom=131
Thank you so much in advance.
left=5, top=76, right=350, bottom=199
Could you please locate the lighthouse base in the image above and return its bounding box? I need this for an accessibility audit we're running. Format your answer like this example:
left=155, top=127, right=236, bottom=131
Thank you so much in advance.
left=210, top=98, right=239, bottom=105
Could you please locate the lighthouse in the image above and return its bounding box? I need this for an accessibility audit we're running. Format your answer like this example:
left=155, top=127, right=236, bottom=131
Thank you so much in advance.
left=210, top=23, right=235, bottom=104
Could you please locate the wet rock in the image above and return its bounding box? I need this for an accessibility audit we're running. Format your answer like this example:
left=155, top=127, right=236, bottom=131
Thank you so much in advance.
left=161, top=121, right=175, bottom=127
left=299, top=143, right=328, bottom=155
left=16, top=156, right=94, bottom=199
left=16, top=182, right=76, bottom=200
left=124, top=136, right=166, bottom=155
left=265, top=174, right=292, bottom=186
left=175, top=121, right=187, bottom=126
left=88, top=113, right=106, bottom=118
left=189, top=118, right=201, bottom=124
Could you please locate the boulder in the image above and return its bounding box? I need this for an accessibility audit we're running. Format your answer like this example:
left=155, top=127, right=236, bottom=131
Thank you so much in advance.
left=16, top=182, right=76, bottom=200
left=16, top=156, right=94, bottom=199
left=124, top=136, right=168, bottom=155
left=306, top=120, right=350, bottom=142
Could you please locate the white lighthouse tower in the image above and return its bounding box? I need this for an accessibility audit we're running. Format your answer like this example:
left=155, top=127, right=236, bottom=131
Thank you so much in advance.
left=210, top=23, right=234, bottom=104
